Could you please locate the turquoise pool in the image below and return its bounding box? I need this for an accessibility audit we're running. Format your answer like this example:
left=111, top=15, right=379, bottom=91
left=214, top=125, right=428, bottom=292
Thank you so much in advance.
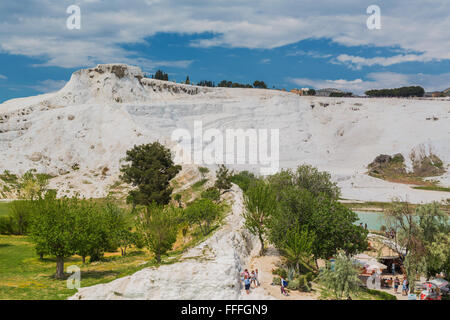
left=354, top=211, right=386, bottom=231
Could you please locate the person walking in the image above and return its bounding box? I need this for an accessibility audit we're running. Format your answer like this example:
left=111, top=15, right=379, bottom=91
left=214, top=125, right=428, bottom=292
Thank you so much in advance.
left=250, top=271, right=257, bottom=288
left=405, top=278, right=410, bottom=295
left=402, top=277, right=408, bottom=296
left=244, top=275, right=251, bottom=294
left=255, top=269, right=260, bottom=287
left=391, top=262, right=396, bottom=276
left=280, top=276, right=288, bottom=296
left=394, top=277, right=400, bottom=294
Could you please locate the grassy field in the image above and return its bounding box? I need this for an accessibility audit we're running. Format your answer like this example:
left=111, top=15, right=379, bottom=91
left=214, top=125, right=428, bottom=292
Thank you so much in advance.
left=0, top=219, right=224, bottom=300
left=0, top=235, right=165, bottom=300
left=318, top=285, right=397, bottom=300
left=412, top=185, right=450, bottom=192
left=0, top=202, right=11, bottom=217
left=0, top=177, right=228, bottom=300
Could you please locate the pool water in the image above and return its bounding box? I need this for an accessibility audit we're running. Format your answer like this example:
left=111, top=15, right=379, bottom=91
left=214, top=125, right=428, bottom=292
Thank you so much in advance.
left=354, top=211, right=386, bottom=231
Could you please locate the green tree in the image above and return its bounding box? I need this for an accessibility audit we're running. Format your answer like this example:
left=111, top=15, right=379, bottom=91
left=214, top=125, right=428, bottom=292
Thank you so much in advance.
left=267, top=168, right=367, bottom=265
left=201, top=187, right=221, bottom=203
left=253, top=80, right=267, bottom=89
left=185, top=198, right=222, bottom=236
left=185, top=75, right=190, bottom=84
left=29, top=192, right=76, bottom=279
left=230, top=170, right=258, bottom=193
left=136, top=204, right=180, bottom=263
left=154, top=70, right=169, bottom=81
left=72, top=199, right=102, bottom=263
left=198, top=166, right=209, bottom=180
left=93, top=202, right=130, bottom=261
left=319, top=253, right=361, bottom=300
left=268, top=165, right=340, bottom=200
left=281, top=226, right=315, bottom=274
left=120, top=142, right=181, bottom=206
left=18, top=170, right=49, bottom=200
left=173, top=194, right=183, bottom=207
left=214, top=164, right=233, bottom=193
left=416, top=202, right=449, bottom=278
left=243, top=180, right=277, bottom=255
left=9, top=200, right=34, bottom=235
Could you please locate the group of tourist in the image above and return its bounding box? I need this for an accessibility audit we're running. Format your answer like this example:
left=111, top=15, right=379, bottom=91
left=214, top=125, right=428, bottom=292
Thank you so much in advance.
left=240, top=269, right=260, bottom=294
left=390, top=276, right=409, bottom=295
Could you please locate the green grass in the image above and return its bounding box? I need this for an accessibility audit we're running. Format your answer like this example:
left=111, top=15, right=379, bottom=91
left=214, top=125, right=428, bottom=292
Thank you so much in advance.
left=0, top=202, right=11, bottom=217
left=0, top=235, right=163, bottom=300
left=318, top=284, right=397, bottom=300
left=412, top=185, right=450, bottom=192
left=0, top=199, right=231, bottom=300
left=192, top=179, right=208, bottom=191
left=0, top=233, right=193, bottom=300
left=0, top=175, right=231, bottom=300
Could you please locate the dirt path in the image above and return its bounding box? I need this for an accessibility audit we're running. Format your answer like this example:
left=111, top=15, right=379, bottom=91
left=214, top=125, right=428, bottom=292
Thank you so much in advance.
left=241, top=246, right=320, bottom=300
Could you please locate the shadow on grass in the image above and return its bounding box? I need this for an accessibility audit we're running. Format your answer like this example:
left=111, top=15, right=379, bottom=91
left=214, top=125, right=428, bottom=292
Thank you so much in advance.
left=0, top=243, right=12, bottom=248
left=81, top=269, right=119, bottom=280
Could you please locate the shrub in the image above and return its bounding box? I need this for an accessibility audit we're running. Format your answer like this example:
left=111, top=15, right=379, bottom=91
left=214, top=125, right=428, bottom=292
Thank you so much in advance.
left=365, top=288, right=397, bottom=300
left=184, top=198, right=223, bottom=236
left=287, top=278, right=300, bottom=290
left=201, top=187, right=220, bottom=202
left=0, top=216, right=17, bottom=235
left=272, top=267, right=287, bottom=278
left=298, top=275, right=312, bottom=292
left=272, top=276, right=281, bottom=285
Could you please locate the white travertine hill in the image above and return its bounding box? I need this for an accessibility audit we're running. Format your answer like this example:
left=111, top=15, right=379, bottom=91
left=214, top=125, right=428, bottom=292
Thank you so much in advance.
left=0, top=64, right=449, bottom=202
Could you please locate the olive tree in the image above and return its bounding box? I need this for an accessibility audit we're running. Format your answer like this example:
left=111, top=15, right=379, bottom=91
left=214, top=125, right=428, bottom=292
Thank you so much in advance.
left=136, top=204, right=181, bottom=263
left=29, top=192, right=76, bottom=279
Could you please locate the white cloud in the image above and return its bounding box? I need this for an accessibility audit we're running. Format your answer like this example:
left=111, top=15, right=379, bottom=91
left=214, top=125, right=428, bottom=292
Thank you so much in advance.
left=260, top=58, right=271, bottom=64
left=0, top=1, right=449, bottom=69
left=0, top=74, right=7, bottom=80
left=287, top=50, right=332, bottom=59
left=333, top=54, right=435, bottom=69
left=290, top=72, right=450, bottom=95
left=29, top=79, right=67, bottom=93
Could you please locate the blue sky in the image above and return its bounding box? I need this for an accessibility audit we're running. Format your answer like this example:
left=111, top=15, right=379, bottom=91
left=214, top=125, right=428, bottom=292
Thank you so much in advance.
left=1, top=0, right=450, bottom=102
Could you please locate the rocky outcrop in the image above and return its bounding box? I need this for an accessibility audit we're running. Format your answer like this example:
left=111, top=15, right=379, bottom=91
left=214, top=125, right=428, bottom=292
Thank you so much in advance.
left=69, top=184, right=260, bottom=300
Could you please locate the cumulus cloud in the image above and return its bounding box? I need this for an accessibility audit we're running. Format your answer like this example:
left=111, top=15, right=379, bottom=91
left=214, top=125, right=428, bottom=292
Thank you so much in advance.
left=286, top=50, right=332, bottom=59
left=333, top=54, right=435, bottom=69
left=0, top=1, right=449, bottom=69
left=29, top=79, right=67, bottom=93
left=290, top=72, right=450, bottom=95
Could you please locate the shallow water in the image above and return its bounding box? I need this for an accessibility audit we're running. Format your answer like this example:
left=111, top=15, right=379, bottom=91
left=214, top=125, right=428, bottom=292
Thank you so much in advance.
left=354, top=211, right=385, bottom=231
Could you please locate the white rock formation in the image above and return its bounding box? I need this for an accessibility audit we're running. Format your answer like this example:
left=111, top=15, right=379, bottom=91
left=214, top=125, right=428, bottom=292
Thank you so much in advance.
left=0, top=63, right=449, bottom=202
left=69, top=184, right=266, bottom=300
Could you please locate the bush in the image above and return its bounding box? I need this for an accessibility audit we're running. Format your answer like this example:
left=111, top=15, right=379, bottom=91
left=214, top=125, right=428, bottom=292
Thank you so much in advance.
left=201, top=187, right=220, bottom=202
left=305, top=272, right=315, bottom=282
left=272, top=267, right=287, bottom=278
left=364, top=288, right=397, bottom=300
left=287, top=278, right=300, bottom=290
left=272, top=276, right=281, bottom=285
left=0, top=216, right=17, bottom=235
left=184, top=198, right=222, bottom=236
left=298, top=275, right=312, bottom=292
left=230, top=171, right=258, bottom=193
left=365, top=86, right=425, bottom=97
